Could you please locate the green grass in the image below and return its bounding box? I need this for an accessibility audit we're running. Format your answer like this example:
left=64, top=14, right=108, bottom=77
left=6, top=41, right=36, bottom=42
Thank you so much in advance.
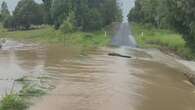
left=0, top=94, right=27, bottom=110
left=0, top=26, right=110, bottom=48
left=0, top=85, right=46, bottom=110
left=0, top=76, right=47, bottom=110
left=132, top=23, right=195, bottom=59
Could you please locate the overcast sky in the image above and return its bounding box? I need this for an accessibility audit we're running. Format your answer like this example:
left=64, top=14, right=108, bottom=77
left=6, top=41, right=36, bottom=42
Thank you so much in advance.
left=0, top=0, right=42, bottom=11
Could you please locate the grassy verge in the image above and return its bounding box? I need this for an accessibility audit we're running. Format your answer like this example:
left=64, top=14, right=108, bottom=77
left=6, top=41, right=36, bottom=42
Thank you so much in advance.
left=0, top=25, right=111, bottom=48
left=132, top=23, right=195, bottom=59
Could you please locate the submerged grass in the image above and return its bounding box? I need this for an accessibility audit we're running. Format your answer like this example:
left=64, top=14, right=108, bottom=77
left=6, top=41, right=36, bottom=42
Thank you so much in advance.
left=132, top=23, right=195, bottom=59
left=0, top=77, right=47, bottom=110
left=0, top=94, right=27, bottom=110
left=0, top=26, right=110, bottom=48
left=20, top=84, right=46, bottom=97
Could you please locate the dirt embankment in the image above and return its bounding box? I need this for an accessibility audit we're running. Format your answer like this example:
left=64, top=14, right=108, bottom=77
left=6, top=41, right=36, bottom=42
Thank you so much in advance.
left=146, top=48, right=195, bottom=86
left=176, top=60, right=195, bottom=85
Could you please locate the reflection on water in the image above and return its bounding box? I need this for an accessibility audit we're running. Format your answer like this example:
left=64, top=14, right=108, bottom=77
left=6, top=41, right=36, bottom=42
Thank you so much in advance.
left=0, top=41, right=195, bottom=110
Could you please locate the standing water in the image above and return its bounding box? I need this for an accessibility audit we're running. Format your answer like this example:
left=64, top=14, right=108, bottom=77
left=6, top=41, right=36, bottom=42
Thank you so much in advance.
left=0, top=41, right=194, bottom=110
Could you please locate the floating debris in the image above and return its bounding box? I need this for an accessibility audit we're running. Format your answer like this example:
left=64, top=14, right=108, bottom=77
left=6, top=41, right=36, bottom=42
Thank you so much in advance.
left=108, top=52, right=132, bottom=58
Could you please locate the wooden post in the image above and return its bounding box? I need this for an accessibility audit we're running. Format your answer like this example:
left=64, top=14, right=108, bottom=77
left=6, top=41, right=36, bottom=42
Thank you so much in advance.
left=105, top=31, right=107, bottom=37
left=141, top=32, right=144, bottom=37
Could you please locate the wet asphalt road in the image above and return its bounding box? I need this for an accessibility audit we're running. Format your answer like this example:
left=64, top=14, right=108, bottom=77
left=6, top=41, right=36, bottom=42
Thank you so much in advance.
left=112, top=23, right=136, bottom=47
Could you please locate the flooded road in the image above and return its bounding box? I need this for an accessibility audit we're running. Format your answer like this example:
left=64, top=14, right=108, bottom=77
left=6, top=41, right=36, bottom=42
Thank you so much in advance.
left=112, top=0, right=136, bottom=47
left=1, top=0, right=195, bottom=109
left=112, top=23, right=136, bottom=47
left=0, top=41, right=195, bottom=110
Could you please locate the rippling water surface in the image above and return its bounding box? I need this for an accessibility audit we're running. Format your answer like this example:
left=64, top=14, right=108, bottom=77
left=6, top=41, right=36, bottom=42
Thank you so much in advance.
left=0, top=40, right=195, bottom=110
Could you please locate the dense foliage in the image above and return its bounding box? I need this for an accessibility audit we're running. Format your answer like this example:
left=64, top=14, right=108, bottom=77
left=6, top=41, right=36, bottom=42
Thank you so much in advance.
left=1, top=0, right=122, bottom=32
left=128, top=0, right=195, bottom=49
left=0, top=2, right=10, bottom=23
left=167, top=0, right=195, bottom=49
left=3, top=0, right=44, bottom=30
left=128, top=0, right=170, bottom=28
left=48, top=0, right=122, bottom=31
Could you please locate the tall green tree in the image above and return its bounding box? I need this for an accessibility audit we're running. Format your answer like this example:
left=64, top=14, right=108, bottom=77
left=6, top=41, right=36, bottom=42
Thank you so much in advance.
left=82, top=8, right=103, bottom=31
left=74, top=0, right=122, bottom=31
left=166, top=0, right=195, bottom=49
left=0, top=2, right=10, bottom=22
left=128, top=0, right=195, bottom=50
left=100, top=0, right=122, bottom=25
left=51, top=0, right=74, bottom=29
left=13, top=0, right=44, bottom=29
left=3, top=0, right=122, bottom=32
left=49, top=0, right=122, bottom=31
left=128, top=0, right=170, bottom=28
left=42, top=0, right=53, bottom=24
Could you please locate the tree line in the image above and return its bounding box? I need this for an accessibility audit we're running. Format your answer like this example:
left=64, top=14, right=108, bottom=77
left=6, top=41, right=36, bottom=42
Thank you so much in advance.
left=0, top=0, right=122, bottom=32
left=128, top=0, right=195, bottom=49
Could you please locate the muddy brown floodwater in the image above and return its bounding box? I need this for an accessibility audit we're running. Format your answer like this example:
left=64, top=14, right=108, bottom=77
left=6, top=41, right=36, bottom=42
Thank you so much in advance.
left=0, top=41, right=195, bottom=110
